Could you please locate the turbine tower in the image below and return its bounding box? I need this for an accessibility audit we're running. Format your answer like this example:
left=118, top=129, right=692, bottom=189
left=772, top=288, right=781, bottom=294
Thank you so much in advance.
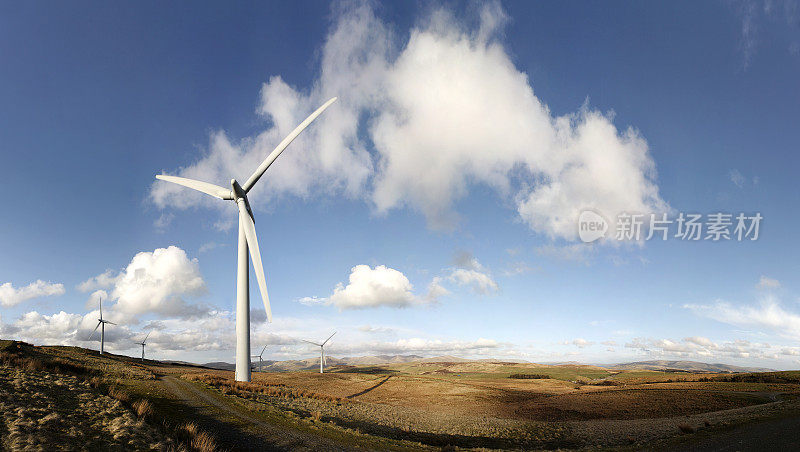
left=136, top=331, right=151, bottom=361
left=88, top=297, right=115, bottom=355
left=303, top=332, right=336, bottom=374
left=251, top=344, right=267, bottom=372
left=154, top=97, right=338, bottom=382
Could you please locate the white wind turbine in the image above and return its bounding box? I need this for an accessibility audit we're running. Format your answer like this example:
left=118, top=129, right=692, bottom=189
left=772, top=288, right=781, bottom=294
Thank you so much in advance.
left=303, top=332, right=336, bottom=374
left=251, top=344, right=267, bottom=372
left=88, top=297, right=115, bottom=355
left=154, top=97, right=338, bottom=382
left=136, top=331, right=151, bottom=361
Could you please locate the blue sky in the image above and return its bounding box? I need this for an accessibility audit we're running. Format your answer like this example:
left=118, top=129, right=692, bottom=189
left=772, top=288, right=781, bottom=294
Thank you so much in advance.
left=1, top=1, right=799, bottom=368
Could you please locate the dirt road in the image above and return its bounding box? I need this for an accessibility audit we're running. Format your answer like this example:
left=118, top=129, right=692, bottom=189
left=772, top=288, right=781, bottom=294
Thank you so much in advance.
left=159, top=376, right=357, bottom=451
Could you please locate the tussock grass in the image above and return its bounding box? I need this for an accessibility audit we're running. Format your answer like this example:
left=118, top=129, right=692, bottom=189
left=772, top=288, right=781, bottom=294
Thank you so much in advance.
left=133, top=399, right=153, bottom=419
left=178, top=423, right=218, bottom=452
left=184, top=372, right=343, bottom=402
left=0, top=340, right=217, bottom=451
left=108, top=386, right=131, bottom=404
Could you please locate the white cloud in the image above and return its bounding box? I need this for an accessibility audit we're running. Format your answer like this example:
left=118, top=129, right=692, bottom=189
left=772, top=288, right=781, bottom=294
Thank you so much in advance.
left=358, top=325, right=396, bottom=334
left=81, top=246, right=207, bottom=319
left=198, top=242, right=225, bottom=253
left=296, top=296, right=328, bottom=307
left=300, top=263, right=451, bottom=310
left=77, top=270, right=119, bottom=293
left=150, top=2, right=666, bottom=241
left=685, top=295, right=800, bottom=340
left=564, top=338, right=594, bottom=348
left=154, top=213, right=174, bottom=231
left=328, top=264, right=423, bottom=310
left=684, top=336, right=715, bottom=347
left=738, top=0, right=758, bottom=68
left=757, top=275, right=781, bottom=289
left=0, top=280, right=65, bottom=307
left=425, top=276, right=450, bottom=300
left=730, top=169, right=746, bottom=188
left=445, top=251, right=498, bottom=294
left=504, top=261, right=534, bottom=276
left=448, top=269, right=498, bottom=294
left=331, top=337, right=502, bottom=356
left=0, top=310, right=134, bottom=346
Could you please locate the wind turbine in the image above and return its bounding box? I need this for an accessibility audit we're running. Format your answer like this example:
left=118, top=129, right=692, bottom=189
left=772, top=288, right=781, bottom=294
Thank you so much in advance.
left=136, top=331, right=151, bottom=361
left=154, top=97, right=338, bottom=382
left=251, top=345, right=267, bottom=372
left=303, top=332, right=336, bottom=374
left=88, top=297, right=115, bottom=355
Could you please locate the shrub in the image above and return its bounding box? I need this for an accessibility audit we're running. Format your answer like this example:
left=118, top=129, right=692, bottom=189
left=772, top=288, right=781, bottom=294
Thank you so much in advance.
left=508, top=374, right=550, bottom=379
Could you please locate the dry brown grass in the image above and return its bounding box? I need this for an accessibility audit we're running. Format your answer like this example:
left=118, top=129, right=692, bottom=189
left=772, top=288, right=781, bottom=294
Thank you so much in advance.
left=0, top=365, right=170, bottom=450
left=108, top=386, right=131, bottom=404
left=185, top=372, right=343, bottom=403
left=178, top=422, right=218, bottom=452
left=132, top=399, right=153, bottom=419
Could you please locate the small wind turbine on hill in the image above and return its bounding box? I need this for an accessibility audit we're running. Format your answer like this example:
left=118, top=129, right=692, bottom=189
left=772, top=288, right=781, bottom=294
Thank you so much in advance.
left=136, top=331, right=151, bottom=361
left=251, top=345, right=267, bottom=372
left=154, top=97, right=338, bottom=382
left=88, top=297, right=115, bottom=355
left=303, top=332, right=336, bottom=374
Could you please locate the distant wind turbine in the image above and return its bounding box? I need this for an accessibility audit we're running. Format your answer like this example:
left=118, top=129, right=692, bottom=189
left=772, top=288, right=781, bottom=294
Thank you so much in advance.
left=88, top=297, right=115, bottom=355
left=303, top=332, right=336, bottom=374
left=136, top=331, right=151, bottom=361
left=251, top=345, right=267, bottom=372
left=154, top=97, right=338, bottom=382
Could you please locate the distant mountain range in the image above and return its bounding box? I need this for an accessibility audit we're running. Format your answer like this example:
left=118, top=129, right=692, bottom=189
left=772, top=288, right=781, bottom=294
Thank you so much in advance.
left=203, top=354, right=427, bottom=372
left=198, top=356, right=772, bottom=373
left=599, top=360, right=773, bottom=373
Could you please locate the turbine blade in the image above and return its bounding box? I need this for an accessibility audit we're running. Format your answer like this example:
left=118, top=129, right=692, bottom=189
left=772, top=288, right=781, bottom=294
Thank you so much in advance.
left=301, top=339, right=321, bottom=346
left=322, top=331, right=336, bottom=346
left=237, top=203, right=272, bottom=322
left=155, top=175, right=233, bottom=200
left=260, top=345, right=267, bottom=356
left=89, top=321, right=100, bottom=340
left=99, top=297, right=102, bottom=321
left=143, top=331, right=150, bottom=344
left=105, top=321, right=117, bottom=325
left=242, top=97, right=338, bottom=192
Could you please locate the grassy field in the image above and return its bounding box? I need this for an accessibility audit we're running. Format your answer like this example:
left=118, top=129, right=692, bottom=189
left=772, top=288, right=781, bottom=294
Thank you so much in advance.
left=2, top=340, right=800, bottom=451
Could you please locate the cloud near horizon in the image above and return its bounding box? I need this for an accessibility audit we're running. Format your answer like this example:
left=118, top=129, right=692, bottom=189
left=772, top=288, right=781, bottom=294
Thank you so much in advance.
left=0, top=280, right=65, bottom=308
left=150, top=1, right=667, bottom=240
left=685, top=294, right=800, bottom=340
left=625, top=336, right=779, bottom=361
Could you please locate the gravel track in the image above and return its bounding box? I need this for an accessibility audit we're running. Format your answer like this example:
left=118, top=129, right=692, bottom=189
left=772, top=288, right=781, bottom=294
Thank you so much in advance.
left=160, top=376, right=357, bottom=451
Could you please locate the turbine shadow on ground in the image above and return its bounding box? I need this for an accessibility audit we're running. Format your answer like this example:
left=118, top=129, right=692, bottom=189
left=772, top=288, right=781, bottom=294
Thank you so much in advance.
left=346, top=375, right=392, bottom=399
